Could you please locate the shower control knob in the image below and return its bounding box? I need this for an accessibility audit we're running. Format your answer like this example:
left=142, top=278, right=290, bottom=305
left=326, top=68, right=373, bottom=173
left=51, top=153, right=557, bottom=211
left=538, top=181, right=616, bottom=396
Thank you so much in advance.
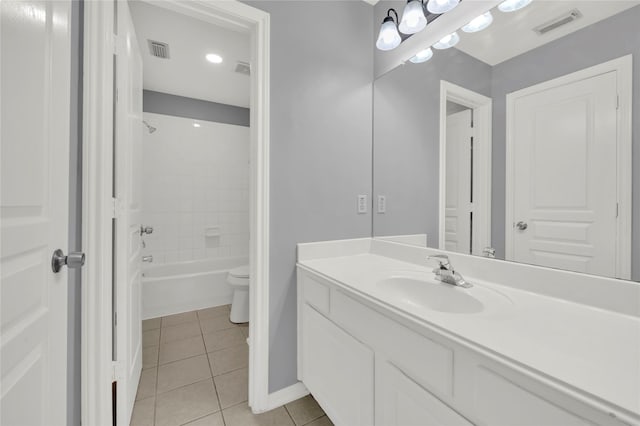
left=51, top=249, right=86, bottom=273
left=516, top=221, right=528, bottom=231
left=140, top=225, right=153, bottom=235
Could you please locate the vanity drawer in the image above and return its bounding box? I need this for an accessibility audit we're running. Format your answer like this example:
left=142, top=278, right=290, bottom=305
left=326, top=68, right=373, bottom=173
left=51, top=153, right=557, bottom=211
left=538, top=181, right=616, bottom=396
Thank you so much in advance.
left=332, top=290, right=453, bottom=397
left=301, top=273, right=331, bottom=315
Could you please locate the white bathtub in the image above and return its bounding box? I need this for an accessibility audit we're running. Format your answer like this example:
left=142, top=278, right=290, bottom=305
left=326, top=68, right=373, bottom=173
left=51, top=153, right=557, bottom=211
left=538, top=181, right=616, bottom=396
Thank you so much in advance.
left=142, top=257, right=248, bottom=319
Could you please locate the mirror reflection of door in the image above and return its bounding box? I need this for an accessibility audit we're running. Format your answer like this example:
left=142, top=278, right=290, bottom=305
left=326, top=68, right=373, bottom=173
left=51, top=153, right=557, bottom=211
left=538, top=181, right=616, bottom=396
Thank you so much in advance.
left=445, top=105, right=473, bottom=254
left=506, top=59, right=631, bottom=279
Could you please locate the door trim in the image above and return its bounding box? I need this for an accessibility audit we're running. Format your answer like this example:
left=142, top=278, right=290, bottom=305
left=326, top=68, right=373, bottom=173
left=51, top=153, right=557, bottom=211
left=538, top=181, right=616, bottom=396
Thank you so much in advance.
left=82, top=0, right=279, bottom=423
left=439, top=81, right=493, bottom=256
left=504, top=55, right=632, bottom=280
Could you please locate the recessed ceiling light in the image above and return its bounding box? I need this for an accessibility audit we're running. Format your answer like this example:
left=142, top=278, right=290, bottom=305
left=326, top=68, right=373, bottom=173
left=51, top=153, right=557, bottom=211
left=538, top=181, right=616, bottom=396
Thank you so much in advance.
left=193, top=123, right=201, bottom=128
left=205, top=53, right=223, bottom=64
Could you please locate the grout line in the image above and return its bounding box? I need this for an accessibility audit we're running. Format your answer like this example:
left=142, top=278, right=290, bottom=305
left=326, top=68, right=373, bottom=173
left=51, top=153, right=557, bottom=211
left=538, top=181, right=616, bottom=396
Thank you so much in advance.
left=201, top=311, right=226, bottom=426
left=283, top=403, right=301, bottom=426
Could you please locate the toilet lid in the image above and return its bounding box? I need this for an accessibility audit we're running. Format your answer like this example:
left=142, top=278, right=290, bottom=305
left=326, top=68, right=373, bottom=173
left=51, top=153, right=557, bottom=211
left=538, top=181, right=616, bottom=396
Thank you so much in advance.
left=229, top=264, right=250, bottom=278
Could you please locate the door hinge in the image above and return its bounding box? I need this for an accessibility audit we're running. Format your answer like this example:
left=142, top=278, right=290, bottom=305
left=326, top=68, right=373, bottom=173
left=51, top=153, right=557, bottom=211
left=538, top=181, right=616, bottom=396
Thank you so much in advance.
left=112, top=361, right=125, bottom=381
left=616, top=203, right=619, bottom=218
left=616, top=94, right=620, bottom=110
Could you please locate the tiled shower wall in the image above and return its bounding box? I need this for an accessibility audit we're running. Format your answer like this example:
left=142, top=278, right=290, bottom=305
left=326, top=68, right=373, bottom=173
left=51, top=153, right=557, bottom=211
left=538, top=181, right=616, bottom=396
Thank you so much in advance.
left=141, top=112, right=250, bottom=263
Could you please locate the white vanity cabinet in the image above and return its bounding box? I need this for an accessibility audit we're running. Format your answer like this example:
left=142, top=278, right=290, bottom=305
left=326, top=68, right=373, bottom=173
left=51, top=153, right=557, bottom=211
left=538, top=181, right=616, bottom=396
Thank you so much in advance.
left=297, top=266, right=632, bottom=426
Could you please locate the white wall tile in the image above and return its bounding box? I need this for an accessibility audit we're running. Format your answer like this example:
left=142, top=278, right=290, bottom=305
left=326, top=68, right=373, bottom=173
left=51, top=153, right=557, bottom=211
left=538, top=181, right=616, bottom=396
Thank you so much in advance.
left=141, top=112, right=250, bottom=263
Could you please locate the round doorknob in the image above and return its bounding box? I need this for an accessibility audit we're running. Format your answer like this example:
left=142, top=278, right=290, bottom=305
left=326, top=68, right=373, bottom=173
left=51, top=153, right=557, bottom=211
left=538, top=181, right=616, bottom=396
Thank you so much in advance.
left=516, top=221, right=528, bottom=231
left=51, top=249, right=86, bottom=273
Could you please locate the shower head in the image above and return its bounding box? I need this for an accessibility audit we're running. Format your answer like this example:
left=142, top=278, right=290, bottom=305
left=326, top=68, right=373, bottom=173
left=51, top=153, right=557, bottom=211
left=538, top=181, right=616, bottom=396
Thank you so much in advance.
left=143, top=120, right=157, bottom=134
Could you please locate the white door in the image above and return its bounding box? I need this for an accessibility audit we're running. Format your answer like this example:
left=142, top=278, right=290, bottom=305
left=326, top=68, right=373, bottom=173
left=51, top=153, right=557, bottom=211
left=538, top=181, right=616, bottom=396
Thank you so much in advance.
left=508, top=71, right=618, bottom=277
left=114, top=2, right=144, bottom=424
left=445, top=109, right=473, bottom=254
left=1, top=1, right=72, bottom=425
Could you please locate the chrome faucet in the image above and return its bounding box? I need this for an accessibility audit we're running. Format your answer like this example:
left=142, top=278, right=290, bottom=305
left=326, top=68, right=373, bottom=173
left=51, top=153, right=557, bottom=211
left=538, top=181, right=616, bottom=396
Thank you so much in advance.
left=427, top=255, right=472, bottom=288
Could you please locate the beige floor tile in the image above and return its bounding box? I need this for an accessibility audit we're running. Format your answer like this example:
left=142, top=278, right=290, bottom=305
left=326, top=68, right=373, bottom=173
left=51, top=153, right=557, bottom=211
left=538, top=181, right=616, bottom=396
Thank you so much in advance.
left=208, top=343, right=248, bottom=376
left=130, top=396, right=155, bottom=426
left=304, top=416, right=334, bottom=426
left=285, top=395, right=325, bottom=426
left=143, top=345, right=159, bottom=370
left=199, top=315, right=236, bottom=335
left=136, top=367, right=157, bottom=401
left=240, top=326, right=249, bottom=339
left=159, top=335, right=205, bottom=365
left=162, top=311, right=199, bottom=328
left=214, top=367, right=248, bottom=409
left=157, top=355, right=212, bottom=394
left=222, top=403, right=294, bottom=426
left=203, top=328, right=245, bottom=353
left=160, top=321, right=202, bottom=344
left=182, top=412, right=224, bottom=426
left=142, top=318, right=161, bottom=332
left=154, top=379, right=220, bottom=426
left=143, top=329, right=160, bottom=348
left=197, top=305, right=230, bottom=320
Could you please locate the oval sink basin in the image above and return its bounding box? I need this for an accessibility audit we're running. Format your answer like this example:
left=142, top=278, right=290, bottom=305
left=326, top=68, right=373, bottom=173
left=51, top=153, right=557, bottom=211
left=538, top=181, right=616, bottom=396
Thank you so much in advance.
left=378, top=277, right=483, bottom=313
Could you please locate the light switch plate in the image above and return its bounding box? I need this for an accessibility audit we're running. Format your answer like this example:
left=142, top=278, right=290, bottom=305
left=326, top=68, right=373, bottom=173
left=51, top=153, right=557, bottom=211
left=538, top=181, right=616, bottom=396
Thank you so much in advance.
left=357, top=195, right=368, bottom=214
left=377, top=195, right=386, bottom=214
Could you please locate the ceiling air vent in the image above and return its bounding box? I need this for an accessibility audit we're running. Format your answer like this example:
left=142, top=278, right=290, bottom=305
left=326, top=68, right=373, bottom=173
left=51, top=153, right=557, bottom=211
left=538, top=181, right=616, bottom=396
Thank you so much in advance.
left=533, top=9, right=583, bottom=35
left=235, top=61, right=251, bottom=76
left=148, top=40, right=170, bottom=59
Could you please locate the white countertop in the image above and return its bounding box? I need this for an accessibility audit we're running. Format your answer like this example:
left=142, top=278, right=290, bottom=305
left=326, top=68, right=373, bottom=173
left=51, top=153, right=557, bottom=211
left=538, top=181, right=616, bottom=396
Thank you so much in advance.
left=299, top=253, right=640, bottom=419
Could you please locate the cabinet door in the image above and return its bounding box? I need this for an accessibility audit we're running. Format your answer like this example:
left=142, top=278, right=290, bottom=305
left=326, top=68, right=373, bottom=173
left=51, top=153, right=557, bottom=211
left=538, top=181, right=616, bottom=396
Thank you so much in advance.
left=377, top=360, right=473, bottom=426
left=302, top=304, right=374, bottom=426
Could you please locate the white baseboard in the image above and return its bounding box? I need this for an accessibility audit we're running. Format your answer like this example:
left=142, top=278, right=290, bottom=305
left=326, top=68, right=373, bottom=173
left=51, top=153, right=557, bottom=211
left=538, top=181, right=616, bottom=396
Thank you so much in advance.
left=259, top=382, right=309, bottom=412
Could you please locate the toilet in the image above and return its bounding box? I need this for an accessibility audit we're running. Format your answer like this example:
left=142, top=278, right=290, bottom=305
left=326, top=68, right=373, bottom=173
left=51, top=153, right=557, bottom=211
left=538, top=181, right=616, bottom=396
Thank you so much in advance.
left=227, top=264, right=250, bottom=323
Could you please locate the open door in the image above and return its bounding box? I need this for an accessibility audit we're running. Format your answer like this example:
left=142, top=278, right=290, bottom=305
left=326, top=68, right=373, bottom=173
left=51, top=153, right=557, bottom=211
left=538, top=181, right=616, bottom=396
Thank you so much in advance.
left=1, top=1, right=73, bottom=424
left=114, top=1, right=144, bottom=424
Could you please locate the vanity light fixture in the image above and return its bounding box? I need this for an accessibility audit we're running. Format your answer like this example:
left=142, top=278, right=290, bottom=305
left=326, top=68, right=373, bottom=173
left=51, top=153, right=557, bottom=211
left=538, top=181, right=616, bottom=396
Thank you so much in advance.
left=205, top=53, right=223, bottom=64
left=399, top=0, right=428, bottom=35
left=498, top=0, right=533, bottom=13
left=409, top=47, right=434, bottom=64
left=462, top=11, right=494, bottom=33
left=427, top=0, right=460, bottom=15
left=433, top=31, right=460, bottom=49
left=376, top=9, right=402, bottom=51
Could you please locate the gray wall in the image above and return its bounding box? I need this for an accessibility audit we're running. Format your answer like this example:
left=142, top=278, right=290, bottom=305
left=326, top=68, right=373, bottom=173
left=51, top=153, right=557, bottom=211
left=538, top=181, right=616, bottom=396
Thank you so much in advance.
left=373, top=48, right=492, bottom=242
left=68, top=1, right=83, bottom=425
left=142, top=90, right=250, bottom=127
left=243, top=1, right=374, bottom=392
left=490, top=6, right=640, bottom=280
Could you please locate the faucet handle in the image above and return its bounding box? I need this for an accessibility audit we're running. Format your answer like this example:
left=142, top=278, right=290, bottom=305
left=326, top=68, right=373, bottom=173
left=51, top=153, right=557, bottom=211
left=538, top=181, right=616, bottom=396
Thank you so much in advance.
left=427, top=254, right=451, bottom=270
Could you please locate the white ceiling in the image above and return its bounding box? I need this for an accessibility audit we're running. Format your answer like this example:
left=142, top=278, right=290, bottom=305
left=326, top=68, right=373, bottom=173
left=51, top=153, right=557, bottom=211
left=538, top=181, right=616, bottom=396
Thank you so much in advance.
left=455, top=0, right=640, bottom=66
left=128, top=1, right=250, bottom=108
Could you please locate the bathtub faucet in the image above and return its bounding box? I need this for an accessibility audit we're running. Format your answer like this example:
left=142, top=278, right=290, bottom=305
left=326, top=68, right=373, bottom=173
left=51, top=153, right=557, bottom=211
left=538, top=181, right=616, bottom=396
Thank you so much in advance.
left=142, top=255, right=153, bottom=263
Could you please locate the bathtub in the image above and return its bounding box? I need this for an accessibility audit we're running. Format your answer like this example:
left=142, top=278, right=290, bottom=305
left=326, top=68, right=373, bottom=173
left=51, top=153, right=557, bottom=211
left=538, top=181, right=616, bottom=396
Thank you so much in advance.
left=142, top=257, right=248, bottom=320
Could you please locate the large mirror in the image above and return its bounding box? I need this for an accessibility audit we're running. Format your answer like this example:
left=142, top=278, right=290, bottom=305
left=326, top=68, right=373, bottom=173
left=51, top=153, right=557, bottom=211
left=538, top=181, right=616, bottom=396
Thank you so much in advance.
left=373, top=0, right=639, bottom=281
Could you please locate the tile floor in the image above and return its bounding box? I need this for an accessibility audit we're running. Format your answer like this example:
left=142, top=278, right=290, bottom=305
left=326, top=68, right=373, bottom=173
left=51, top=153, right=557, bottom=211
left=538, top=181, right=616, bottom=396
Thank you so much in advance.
left=132, top=305, right=332, bottom=426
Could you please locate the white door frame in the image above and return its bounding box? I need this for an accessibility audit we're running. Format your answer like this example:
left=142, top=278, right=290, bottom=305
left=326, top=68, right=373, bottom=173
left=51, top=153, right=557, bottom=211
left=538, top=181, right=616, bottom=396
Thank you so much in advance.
left=438, top=81, right=493, bottom=255
left=505, top=55, right=633, bottom=280
left=82, top=1, right=286, bottom=424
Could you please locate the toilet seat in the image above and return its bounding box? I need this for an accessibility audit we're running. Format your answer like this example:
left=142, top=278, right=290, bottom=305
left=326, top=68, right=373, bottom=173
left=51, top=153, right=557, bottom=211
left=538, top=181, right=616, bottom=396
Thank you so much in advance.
left=229, top=265, right=250, bottom=279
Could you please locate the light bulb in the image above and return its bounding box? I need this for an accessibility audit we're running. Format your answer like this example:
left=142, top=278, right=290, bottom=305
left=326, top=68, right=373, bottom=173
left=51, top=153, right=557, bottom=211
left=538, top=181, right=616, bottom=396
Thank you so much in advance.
left=409, top=47, right=433, bottom=64
left=498, top=0, right=532, bottom=13
left=399, top=0, right=427, bottom=35
left=462, top=11, right=493, bottom=33
left=427, top=0, right=460, bottom=14
left=433, top=32, right=459, bottom=50
left=376, top=17, right=402, bottom=51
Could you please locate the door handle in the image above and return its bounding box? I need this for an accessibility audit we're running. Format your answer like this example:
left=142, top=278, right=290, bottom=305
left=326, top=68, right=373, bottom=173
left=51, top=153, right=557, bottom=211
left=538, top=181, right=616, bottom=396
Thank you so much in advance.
left=51, top=249, right=85, bottom=273
left=516, top=221, right=528, bottom=231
